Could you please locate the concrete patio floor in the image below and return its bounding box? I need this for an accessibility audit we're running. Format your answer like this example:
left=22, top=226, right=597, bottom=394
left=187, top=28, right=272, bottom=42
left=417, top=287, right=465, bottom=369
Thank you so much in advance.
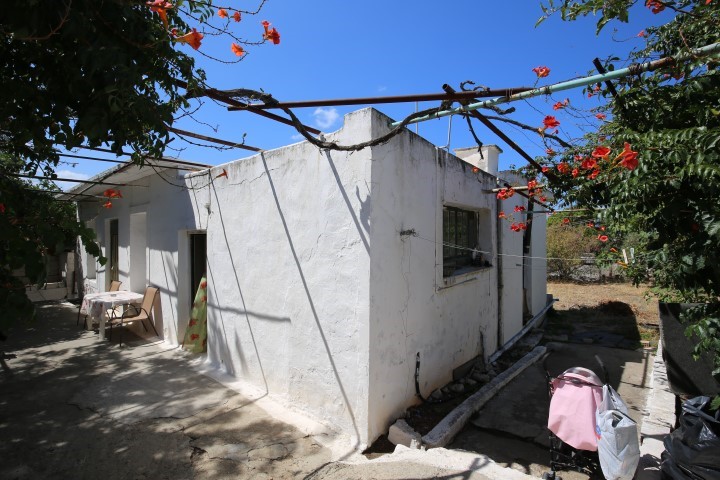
left=0, top=301, right=537, bottom=480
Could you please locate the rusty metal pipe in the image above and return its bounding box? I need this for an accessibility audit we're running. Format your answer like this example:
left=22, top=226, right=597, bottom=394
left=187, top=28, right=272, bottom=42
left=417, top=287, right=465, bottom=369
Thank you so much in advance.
left=234, top=86, right=533, bottom=110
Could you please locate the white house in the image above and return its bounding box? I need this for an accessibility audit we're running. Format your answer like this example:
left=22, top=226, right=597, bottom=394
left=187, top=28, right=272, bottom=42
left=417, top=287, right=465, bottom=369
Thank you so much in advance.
left=67, top=108, right=548, bottom=449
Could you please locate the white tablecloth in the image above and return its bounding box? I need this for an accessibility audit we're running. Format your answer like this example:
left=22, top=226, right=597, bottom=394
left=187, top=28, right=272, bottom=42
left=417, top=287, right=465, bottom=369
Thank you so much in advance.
left=80, top=291, right=144, bottom=340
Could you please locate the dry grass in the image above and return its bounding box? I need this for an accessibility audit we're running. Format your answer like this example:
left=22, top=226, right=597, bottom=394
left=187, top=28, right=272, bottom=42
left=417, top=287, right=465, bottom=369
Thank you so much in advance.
left=549, top=281, right=658, bottom=324
left=547, top=281, right=660, bottom=348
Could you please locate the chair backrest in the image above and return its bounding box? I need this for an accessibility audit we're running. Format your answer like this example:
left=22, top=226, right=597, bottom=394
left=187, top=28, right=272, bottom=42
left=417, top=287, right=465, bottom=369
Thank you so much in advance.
left=141, top=286, right=159, bottom=314
left=109, top=280, right=122, bottom=291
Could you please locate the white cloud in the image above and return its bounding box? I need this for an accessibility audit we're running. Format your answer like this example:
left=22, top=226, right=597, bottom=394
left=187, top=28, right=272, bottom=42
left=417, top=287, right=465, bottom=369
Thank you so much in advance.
left=290, top=133, right=304, bottom=141
left=53, top=169, right=90, bottom=192
left=377, top=85, right=388, bottom=92
left=312, top=107, right=339, bottom=130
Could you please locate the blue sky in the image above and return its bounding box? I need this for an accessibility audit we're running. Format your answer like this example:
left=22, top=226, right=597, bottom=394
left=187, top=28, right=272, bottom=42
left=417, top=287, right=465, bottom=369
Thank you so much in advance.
left=56, top=0, right=672, bottom=189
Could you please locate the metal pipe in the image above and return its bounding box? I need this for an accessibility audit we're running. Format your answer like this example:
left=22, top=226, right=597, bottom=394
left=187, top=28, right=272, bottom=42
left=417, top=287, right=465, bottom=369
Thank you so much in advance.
left=81, top=147, right=212, bottom=168
left=59, top=153, right=204, bottom=171
left=167, top=126, right=263, bottom=152
left=441, top=84, right=558, bottom=182
left=392, top=42, right=720, bottom=127
left=175, top=80, right=322, bottom=135
left=235, top=87, right=533, bottom=110
left=7, top=173, right=128, bottom=187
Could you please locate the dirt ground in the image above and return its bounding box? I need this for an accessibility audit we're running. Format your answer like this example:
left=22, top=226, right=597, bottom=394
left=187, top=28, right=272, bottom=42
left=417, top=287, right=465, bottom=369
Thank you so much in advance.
left=547, top=281, right=660, bottom=348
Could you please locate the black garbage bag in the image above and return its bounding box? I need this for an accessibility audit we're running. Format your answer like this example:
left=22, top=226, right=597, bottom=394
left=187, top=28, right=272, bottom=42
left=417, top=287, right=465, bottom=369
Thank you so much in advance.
left=661, top=396, right=720, bottom=479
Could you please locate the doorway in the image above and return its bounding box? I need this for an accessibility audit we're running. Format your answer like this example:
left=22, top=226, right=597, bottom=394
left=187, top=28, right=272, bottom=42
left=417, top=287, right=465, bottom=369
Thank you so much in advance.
left=108, top=219, right=119, bottom=288
left=190, top=233, right=207, bottom=307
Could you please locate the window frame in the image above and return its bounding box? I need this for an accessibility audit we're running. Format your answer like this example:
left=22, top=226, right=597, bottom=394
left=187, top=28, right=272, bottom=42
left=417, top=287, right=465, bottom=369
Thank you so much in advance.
left=442, top=206, right=491, bottom=278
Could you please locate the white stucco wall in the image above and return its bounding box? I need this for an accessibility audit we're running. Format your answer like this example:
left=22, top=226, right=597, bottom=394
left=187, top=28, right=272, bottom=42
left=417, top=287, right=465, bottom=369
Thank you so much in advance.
left=498, top=188, right=525, bottom=346
left=187, top=109, right=374, bottom=448
left=365, top=117, right=498, bottom=443
left=77, top=169, right=199, bottom=343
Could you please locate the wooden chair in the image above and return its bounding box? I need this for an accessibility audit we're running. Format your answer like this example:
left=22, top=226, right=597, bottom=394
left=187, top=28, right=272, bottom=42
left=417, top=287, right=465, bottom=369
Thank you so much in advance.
left=108, top=286, right=160, bottom=347
left=77, top=280, right=122, bottom=328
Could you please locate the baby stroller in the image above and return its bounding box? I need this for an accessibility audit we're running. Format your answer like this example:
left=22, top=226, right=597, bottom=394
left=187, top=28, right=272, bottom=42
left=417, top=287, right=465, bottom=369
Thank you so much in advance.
left=541, top=354, right=640, bottom=480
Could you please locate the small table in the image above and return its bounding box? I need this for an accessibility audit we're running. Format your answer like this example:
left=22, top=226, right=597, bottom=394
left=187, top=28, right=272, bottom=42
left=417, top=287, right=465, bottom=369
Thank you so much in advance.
left=80, top=291, right=144, bottom=340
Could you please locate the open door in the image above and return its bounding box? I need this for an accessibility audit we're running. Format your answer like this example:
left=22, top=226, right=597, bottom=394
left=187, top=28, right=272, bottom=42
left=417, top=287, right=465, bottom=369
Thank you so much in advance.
left=190, top=233, right=207, bottom=307
left=108, top=219, right=119, bottom=289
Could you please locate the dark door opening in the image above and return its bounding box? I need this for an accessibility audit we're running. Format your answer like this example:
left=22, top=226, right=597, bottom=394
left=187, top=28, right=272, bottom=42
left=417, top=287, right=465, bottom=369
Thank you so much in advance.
left=109, top=219, right=119, bottom=285
left=190, top=233, right=207, bottom=307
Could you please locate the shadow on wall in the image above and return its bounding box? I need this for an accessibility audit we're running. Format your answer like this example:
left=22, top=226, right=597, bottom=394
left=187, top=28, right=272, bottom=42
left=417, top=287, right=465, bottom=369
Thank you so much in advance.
left=207, top=181, right=269, bottom=390
left=262, top=152, right=363, bottom=453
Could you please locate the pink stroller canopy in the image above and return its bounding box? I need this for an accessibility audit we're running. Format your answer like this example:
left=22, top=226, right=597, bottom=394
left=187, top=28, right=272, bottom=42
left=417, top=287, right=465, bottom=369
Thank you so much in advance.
left=548, top=367, right=603, bottom=451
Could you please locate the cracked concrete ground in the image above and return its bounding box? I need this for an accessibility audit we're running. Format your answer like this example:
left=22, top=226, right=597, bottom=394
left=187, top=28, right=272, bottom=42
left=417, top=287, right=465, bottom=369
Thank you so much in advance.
left=0, top=301, right=334, bottom=480
left=1, top=300, right=538, bottom=480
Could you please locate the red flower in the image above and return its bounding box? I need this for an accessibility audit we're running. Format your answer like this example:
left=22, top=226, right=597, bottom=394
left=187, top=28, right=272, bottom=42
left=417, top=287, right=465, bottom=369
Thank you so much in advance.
left=233, top=11, right=241, bottom=22
left=496, top=187, right=515, bottom=200
left=557, top=162, right=571, bottom=174
left=645, top=0, right=665, bottom=14
left=588, top=169, right=600, bottom=180
left=580, top=157, right=597, bottom=170
left=542, top=116, right=560, bottom=131
left=539, top=196, right=547, bottom=202
left=514, top=205, right=526, bottom=212
left=217, top=8, right=228, bottom=18
left=637, top=30, right=646, bottom=38
left=617, top=142, right=639, bottom=170
left=175, top=28, right=204, bottom=50
left=532, top=66, right=550, bottom=78
left=562, top=218, right=570, bottom=225
left=472, top=167, right=480, bottom=174
left=598, top=234, right=609, bottom=242
left=147, top=1, right=172, bottom=28
left=102, top=201, right=113, bottom=209
left=541, top=166, right=550, bottom=173
left=527, top=180, right=538, bottom=190
left=587, top=222, right=594, bottom=228
left=546, top=148, right=555, bottom=155
left=262, top=21, right=280, bottom=44
left=600, top=226, right=606, bottom=231
left=592, top=146, right=611, bottom=159
left=571, top=168, right=579, bottom=178
left=267, top=27, right=280, bottom=45
left=103, top=188, right=122, bottom=199
left=498, top=212, right=506, bottom=219
left=595, top=113, right=606, bottom=120
left=231, top=43, right=245, bottom=57
left=510, top=223, right=520, bottom=232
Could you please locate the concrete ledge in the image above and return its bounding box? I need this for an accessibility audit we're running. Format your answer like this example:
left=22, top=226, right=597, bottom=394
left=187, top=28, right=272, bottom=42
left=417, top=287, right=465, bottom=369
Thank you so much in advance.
left=636, top=343, right=675, bottom=480
left=422, top=345, right=547, bottom=448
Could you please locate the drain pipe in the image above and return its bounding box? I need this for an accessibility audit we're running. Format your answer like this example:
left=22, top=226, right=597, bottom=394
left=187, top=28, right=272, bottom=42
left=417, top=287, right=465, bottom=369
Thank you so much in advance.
left=489, top=298, right=556, bottom=364
left=496, top=181, right=504, bottom=352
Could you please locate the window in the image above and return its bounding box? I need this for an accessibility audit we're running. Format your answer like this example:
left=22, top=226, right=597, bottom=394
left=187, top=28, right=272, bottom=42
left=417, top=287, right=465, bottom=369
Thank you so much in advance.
left=443, top=206, right=491, bottom=277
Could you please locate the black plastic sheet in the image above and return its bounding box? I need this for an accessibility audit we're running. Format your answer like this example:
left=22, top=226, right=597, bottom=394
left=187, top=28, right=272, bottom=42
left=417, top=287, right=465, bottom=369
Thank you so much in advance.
left=661, top=396, right=720, bottom=480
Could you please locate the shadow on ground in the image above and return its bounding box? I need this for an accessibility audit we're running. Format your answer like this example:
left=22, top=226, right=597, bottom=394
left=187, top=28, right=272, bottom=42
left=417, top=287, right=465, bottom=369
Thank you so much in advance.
left=448, top=296, right=655, bottom=480
left=0, top=301, right=332, bottom=480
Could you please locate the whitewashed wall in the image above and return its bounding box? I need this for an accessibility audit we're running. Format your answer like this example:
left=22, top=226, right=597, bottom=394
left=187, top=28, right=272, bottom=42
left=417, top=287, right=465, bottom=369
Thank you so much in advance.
left=365, top=116, right=499, bottom=443
left=187, top=109, right=374, bottom=448
left=77, top=170, right=199, bottom=342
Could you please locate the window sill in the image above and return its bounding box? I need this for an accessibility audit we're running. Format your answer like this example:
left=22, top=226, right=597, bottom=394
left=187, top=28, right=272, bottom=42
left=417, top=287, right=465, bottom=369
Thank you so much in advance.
left=440, top=265, right=493, bottom=290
